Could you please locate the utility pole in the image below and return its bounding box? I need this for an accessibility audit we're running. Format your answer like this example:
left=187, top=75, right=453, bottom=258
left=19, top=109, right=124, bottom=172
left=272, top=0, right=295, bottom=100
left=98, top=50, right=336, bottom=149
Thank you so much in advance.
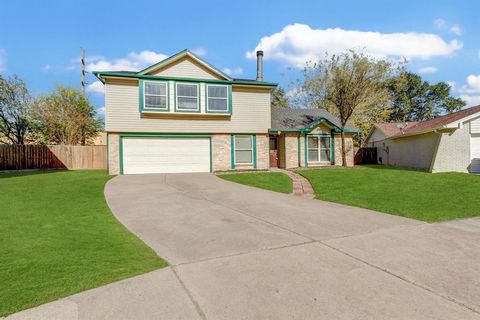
left=81, top=47, right=85, bottom=97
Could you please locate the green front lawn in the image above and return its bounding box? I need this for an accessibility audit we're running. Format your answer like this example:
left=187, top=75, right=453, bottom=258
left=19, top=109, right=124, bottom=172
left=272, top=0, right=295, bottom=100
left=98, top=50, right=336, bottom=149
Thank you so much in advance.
left=298, top=165, right=480, bottom=222
left=0, top=170, right=166, bottom=316
left=218, top=172, right=293, bottom=194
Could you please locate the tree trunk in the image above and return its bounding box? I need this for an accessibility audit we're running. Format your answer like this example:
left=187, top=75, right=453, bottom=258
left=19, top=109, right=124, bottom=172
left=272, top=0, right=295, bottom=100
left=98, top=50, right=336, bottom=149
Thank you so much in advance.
left=340, top=129, right=347, bottom=167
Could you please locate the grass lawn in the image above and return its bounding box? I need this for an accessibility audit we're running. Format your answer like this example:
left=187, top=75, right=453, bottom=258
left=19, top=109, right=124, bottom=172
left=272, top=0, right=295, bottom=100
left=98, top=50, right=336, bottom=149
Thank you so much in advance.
left=298, top=165, right=480, bottom=223
left=218, top=172, right=293, bottom=194
left=0, top=170, right=166, bottom=316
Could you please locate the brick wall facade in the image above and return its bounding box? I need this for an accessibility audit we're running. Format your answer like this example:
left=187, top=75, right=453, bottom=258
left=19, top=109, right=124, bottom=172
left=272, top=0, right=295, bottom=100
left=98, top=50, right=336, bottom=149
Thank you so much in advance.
left=106, top=133, right=269, bottom=175
left=285, top=133, right=299, bottom=169
left=107, top=133, right=120, bottom=175
left=333, top=134, right=354, bottom=167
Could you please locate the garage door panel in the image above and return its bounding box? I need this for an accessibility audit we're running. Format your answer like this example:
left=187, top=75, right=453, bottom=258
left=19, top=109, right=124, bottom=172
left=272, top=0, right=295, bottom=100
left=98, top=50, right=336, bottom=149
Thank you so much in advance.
left=122, top=137, right=210, bottom=174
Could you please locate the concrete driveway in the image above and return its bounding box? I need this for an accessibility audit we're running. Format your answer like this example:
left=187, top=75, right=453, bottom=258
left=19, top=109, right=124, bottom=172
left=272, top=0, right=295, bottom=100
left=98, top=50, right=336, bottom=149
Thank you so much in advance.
left=7, top=173, right=480, bottom=319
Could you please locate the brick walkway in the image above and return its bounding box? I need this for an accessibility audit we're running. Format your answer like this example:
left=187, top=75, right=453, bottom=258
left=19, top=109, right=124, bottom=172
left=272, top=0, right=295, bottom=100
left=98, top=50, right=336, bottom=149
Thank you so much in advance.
left=271, top=168, right=315, bottom=198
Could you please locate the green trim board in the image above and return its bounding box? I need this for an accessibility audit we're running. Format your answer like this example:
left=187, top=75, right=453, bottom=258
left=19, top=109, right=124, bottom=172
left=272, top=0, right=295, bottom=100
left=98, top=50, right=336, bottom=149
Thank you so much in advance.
left=253, top=134, right=257, bottom=169
left=268, top=118, right=360, bottom=135
left=93, top=71, right=278, bottom=87
left=118, top=133, right=212, bottom=175
left=330, top=131, right=335, bottom=164
left=230, top=135, right=235, bottom=169
left=304, top=135, right=308, bottom=167
left=205, top=84, right=232, bottom=114
left=138, top=79, right=170, bottom=113
left=174, top=81, right=201, bottom=113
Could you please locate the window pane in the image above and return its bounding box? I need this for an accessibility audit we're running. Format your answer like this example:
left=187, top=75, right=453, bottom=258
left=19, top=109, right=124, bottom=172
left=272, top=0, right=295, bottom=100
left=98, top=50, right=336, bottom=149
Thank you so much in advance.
left=308, top=136, right=318, bottom=149
left=145, top=96, right=166, bottom=109
left=308, top=149, right=319, bottom=162
left=208, top=86, right=227, bottom=98
left=236, top=150, right=252, bottom=163
left=145, top=82, right=166, bottom=95
left=320, top=150, right=330, bottom=162
left=177, top=84, right=197, bottom=97
left=208, top=98, right=228, bottom=111
left=320, top=137, right=330, bottom=149
left=235, top=136, right=252, bottom=149
left=177, top=97, right=198, bottom=110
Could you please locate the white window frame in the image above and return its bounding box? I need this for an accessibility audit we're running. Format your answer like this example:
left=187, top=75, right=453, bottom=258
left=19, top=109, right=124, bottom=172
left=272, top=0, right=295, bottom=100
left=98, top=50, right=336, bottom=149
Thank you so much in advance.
left=143, top=80, right=168, bottom=110
left=175, top=82, right=199, bottom=112
left=234, top=135, right=253, bottom=164
left=206, top=84, right=229, bottom=113
left=307, top=135, right=331, bottom=163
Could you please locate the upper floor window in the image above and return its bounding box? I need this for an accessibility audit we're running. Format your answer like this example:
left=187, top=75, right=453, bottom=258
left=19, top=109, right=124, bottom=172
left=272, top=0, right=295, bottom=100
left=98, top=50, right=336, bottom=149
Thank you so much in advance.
left=176, top=83, right=199, bottom=111
left=207, top=84, right=229, bottom=112
left=144, top=81, right=167, bottom=109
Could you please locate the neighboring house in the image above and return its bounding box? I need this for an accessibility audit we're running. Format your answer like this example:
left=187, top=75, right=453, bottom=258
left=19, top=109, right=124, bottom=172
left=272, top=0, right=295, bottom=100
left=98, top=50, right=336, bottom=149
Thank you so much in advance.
left=94, top=49, right=359, bottom=175
left=365, top=105, right=480, bottom=173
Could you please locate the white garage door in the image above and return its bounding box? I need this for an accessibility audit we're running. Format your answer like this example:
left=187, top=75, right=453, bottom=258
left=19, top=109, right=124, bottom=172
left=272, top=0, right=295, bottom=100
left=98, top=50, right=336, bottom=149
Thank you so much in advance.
left=122, top=136, right=210, bottom=174
left=471, top=134, right=480, bottom=173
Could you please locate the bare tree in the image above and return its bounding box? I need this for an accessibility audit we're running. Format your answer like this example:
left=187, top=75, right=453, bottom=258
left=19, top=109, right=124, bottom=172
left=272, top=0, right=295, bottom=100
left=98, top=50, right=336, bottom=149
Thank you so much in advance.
left=0, top=75, right=32, bottom=144
left=296, top=51, right=395, bottom=166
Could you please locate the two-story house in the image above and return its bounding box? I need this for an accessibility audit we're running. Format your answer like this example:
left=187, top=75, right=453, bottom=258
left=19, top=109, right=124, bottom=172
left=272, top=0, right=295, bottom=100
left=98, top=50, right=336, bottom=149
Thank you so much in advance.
left=94, top=49, right=358, bottom=175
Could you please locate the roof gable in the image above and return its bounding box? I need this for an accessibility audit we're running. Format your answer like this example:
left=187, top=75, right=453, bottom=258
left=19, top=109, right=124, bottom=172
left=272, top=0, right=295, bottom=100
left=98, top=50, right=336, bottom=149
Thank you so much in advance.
left=270, top=107, right=358, bottom=133
left=392, top=105, right=480, bottom=138
left=138, top=49, right=232, bottom=80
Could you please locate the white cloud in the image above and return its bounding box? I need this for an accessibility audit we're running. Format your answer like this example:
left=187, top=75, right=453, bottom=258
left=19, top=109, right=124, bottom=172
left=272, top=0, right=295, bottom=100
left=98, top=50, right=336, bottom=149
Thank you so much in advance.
left=0, top=49, right=6, bottom=72
left=447, top=81, right=456, bottom=91
left=418, top=66, right=438, bottom=74
left=69, top=50, right=168, bottom=72
left=246, top=24, right=463, bottom=67
left=449, top=24, right=462, bottom=36
left=459, top=74, right=480, bottom=94
left=191, top=47, right=207, bottom=57
left=460, top=95, right=480, bottom=107
left=86, top=81, right=105, bottom=95
left=85, top=50, right=168, bottom=72
left=42, top=64, right=51, bottom=71
left=222, top=67, right=243, bottom=76
left=434, top=18, right=447, bottom=29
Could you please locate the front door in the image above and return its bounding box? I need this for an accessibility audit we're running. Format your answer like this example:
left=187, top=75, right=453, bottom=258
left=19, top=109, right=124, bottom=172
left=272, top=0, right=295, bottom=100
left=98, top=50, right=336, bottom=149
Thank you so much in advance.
left=269, top=136, right=278, bottom=167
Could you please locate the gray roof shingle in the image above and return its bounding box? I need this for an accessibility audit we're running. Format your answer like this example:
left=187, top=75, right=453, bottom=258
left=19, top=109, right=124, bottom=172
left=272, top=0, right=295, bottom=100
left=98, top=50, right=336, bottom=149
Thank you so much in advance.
left=271, top=107, right=358, bottom=132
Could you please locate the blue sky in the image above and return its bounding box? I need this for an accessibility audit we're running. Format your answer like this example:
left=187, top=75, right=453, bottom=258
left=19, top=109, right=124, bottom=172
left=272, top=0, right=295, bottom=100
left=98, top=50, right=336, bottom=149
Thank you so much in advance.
left=1, top=0, right=479, bottom=116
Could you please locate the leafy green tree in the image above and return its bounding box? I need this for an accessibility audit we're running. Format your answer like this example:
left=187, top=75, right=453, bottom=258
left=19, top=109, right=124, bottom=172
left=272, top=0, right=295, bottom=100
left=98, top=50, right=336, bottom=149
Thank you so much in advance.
left=294, top=51, right=396, bottom=166
left=386, top=71, right=465, bottom=121
left=31, top=86, right=102, bottom=145
left=271, top=87, right=290, bottom=108
left=0, top=75, right=33, bottom=144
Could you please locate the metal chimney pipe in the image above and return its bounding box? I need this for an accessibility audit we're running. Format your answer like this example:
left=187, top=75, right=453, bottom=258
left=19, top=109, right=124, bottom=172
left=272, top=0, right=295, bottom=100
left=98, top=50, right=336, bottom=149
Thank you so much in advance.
left=256, top=50, right=263, bottom=81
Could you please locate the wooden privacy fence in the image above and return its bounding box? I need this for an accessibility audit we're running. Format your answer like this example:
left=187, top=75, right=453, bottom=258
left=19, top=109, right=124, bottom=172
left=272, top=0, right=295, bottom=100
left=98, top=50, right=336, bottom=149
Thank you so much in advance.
left=354, top=147, right=377, bottom=165
left=0, top=145, right=107, bottom=170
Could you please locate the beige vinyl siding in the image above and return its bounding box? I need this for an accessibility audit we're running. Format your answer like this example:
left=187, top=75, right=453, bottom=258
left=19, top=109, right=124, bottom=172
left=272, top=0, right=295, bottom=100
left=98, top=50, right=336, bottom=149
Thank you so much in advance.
left=471, top=116, right=480, bottom=134
left=105, top=79, right=271, bottom=133
left=380, top=132, right=438, bottom=170
left=148, top=57, right=223, bottom=80
left=431, top=120, right=473, bottom=173
left=367, top=128, right=388, bottom=147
